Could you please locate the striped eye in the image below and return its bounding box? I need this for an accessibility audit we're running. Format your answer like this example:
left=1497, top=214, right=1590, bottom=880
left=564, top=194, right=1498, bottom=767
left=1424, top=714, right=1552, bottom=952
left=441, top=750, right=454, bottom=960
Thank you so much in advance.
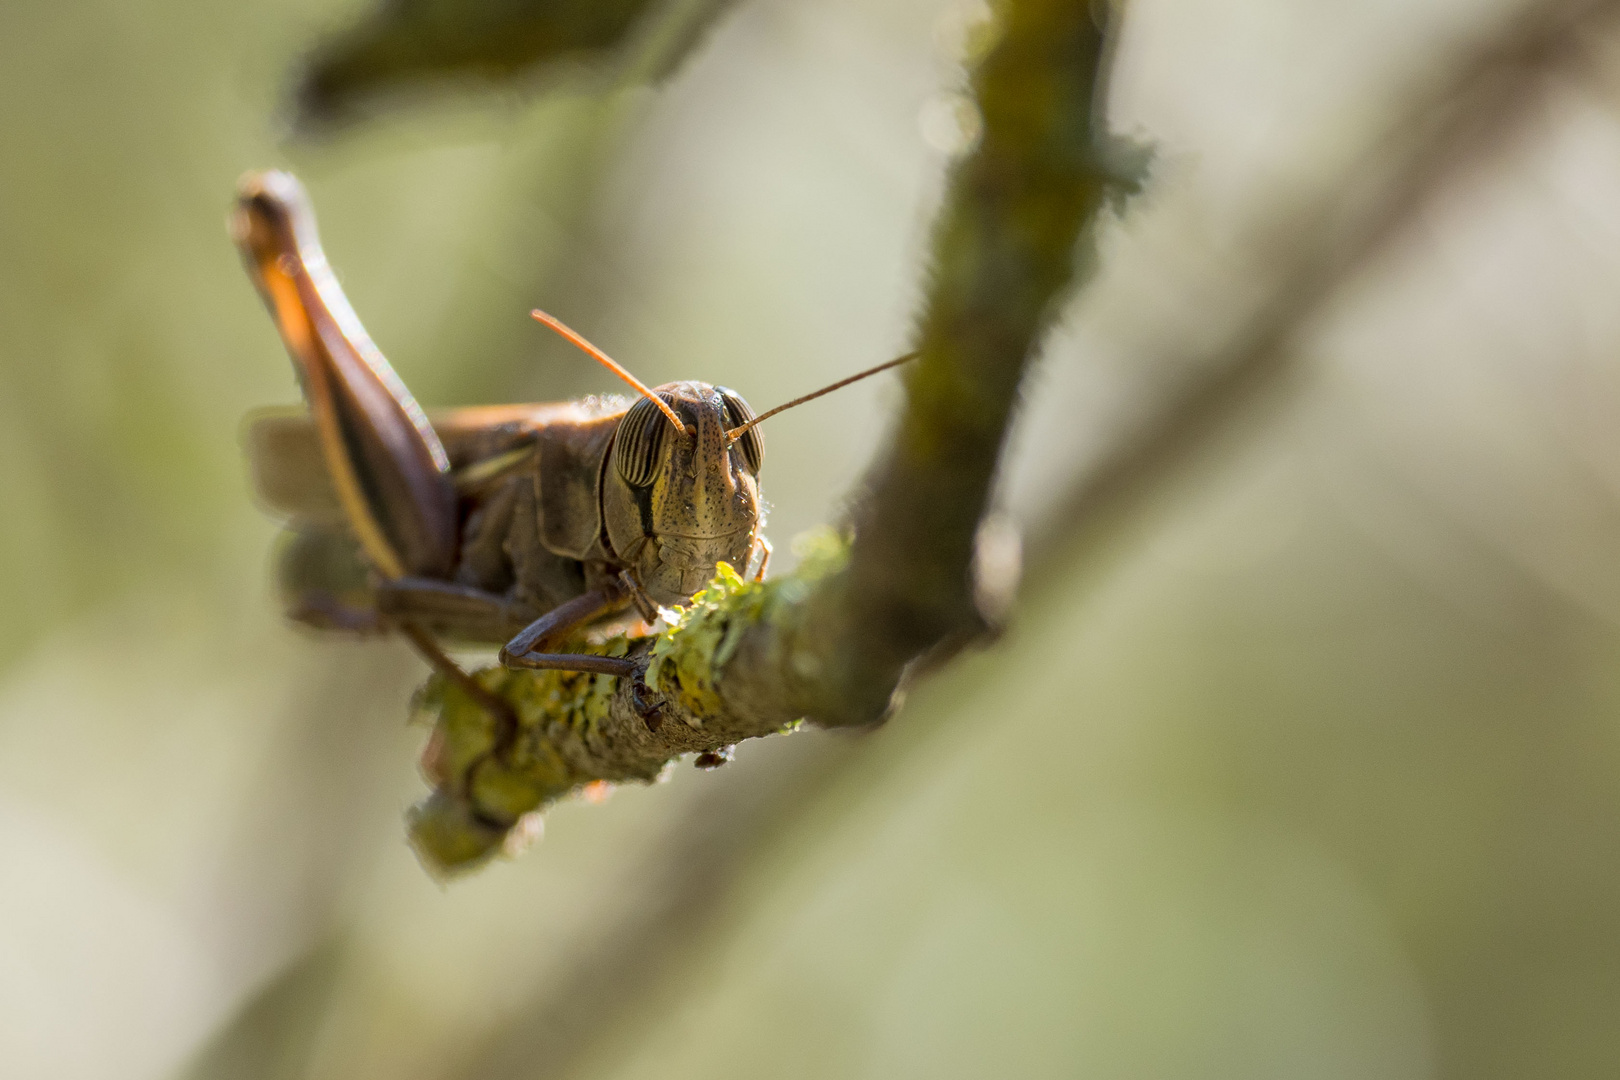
left=614, top=395, right=674, bottom=488
left=720, top=389, right=763, bottom=474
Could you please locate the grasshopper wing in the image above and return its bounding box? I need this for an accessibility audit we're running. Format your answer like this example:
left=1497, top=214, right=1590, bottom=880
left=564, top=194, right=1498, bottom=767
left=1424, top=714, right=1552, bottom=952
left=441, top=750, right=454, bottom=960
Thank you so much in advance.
left=233, top=170, right=456, bottom=580
left=241, top=401, right=608, bottom=522
left=242, top=405, right=346, bottom=526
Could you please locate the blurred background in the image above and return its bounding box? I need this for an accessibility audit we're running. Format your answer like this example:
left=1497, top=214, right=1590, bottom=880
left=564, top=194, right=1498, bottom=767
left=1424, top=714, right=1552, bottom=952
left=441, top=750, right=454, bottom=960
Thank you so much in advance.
left=3, top=0, right=1620, bottom=1077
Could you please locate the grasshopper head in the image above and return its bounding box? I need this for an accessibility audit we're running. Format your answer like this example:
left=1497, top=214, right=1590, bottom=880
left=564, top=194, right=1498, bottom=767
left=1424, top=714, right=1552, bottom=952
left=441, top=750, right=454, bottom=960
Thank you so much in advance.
left=601, top=380, right=763, bottom=605
left=528, top=307, right=911, bottom=606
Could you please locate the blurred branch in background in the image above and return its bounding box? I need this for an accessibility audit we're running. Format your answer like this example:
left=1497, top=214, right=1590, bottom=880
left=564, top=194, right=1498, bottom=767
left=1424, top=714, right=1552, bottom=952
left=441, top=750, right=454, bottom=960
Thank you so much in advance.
left=291, top=0, right=752, bottom=408
left=1029, top=0, right=1620, bottom=582
left=446, top=733, right=863, bottom=1080
left=295, top=0, right=743, bottom=133
left=178, top=938, right=346, bottom=1080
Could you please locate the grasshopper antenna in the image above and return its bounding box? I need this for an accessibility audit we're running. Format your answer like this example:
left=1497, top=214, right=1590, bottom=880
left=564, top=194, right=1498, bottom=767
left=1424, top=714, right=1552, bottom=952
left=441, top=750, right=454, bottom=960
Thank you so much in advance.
left=531, top=309, right=694, bottom=436
left=726, top=351, right=918, bottom=444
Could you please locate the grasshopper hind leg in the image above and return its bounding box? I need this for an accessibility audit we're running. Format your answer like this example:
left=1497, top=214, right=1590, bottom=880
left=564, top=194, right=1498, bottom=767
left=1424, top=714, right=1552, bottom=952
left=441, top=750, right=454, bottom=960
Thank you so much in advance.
left=397, top=623, right=521, bottom=747
left=235, top=170, right=458, bottom=583
left=275, top=525, right=386, bottom=634
left=274, top=526, right=523, bottom=735
left=376, top=576, right=533, bottom=644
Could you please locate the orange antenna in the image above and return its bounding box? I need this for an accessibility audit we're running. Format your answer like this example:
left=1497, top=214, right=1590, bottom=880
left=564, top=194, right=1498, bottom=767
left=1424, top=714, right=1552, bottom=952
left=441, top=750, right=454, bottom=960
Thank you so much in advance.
left=531, top=309, right=693, bottom=435
left=726, top=352, right=918, bottom=444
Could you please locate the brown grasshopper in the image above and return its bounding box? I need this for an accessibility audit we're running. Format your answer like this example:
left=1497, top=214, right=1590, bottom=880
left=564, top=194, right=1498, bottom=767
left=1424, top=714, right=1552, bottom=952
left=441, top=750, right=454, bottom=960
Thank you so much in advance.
left=233, top=170, right=908, bottom=722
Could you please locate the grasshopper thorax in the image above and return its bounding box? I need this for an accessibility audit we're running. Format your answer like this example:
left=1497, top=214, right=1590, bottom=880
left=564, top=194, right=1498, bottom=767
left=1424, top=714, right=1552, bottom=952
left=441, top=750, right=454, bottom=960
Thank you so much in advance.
left=602, top=380, right=763, bottom=605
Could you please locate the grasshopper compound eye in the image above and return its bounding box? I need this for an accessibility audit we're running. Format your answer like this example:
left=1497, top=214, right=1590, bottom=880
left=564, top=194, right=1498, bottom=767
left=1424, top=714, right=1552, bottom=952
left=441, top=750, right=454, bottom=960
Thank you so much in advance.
left=614, top=394, right=673, bottom=487
left=719, top=389, right=763, bottom=473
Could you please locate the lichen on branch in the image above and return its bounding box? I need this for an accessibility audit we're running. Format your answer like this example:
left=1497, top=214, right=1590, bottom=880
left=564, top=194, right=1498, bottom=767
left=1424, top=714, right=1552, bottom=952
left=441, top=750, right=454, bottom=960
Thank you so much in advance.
left=409, top=531, right=844, bottom=875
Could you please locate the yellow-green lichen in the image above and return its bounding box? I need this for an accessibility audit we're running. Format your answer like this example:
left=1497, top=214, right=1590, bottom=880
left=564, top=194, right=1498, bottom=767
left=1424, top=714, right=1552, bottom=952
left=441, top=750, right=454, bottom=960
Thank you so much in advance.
left=645, top=528, right=851, bottom=717
left=407, top=636, right=631, bottom=876
left=645, top=562, right=760, bottom=715
left=407, top=791, right=507, bottom=875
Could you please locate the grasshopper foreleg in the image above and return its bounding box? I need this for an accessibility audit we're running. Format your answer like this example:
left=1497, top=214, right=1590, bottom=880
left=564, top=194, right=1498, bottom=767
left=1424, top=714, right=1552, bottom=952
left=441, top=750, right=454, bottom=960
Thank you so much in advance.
left=501, top=652, right=639, bottom=678
left=499, top=587, right=628, bottom=672
left=501, top=583, right=668, bottom=729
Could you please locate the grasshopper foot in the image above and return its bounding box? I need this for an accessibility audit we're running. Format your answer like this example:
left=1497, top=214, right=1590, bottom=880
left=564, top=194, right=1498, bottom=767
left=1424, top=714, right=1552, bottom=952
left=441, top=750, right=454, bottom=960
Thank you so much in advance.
left=631, top=677, right=666, bottom=733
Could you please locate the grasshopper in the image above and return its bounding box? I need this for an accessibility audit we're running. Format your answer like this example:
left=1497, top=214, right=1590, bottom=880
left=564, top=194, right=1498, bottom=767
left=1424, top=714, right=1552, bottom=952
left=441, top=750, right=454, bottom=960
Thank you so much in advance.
left=233, top=171, right=908, bottom=723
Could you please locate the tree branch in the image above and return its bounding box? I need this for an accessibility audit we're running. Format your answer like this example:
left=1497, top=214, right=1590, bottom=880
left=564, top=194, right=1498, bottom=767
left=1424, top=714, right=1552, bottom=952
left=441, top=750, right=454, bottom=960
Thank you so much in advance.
left=294, top=0, right=743, bottom=133
left=407, top=0, right=1620, bottom=1071
left=409, top=0, right=1127, bottom=875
